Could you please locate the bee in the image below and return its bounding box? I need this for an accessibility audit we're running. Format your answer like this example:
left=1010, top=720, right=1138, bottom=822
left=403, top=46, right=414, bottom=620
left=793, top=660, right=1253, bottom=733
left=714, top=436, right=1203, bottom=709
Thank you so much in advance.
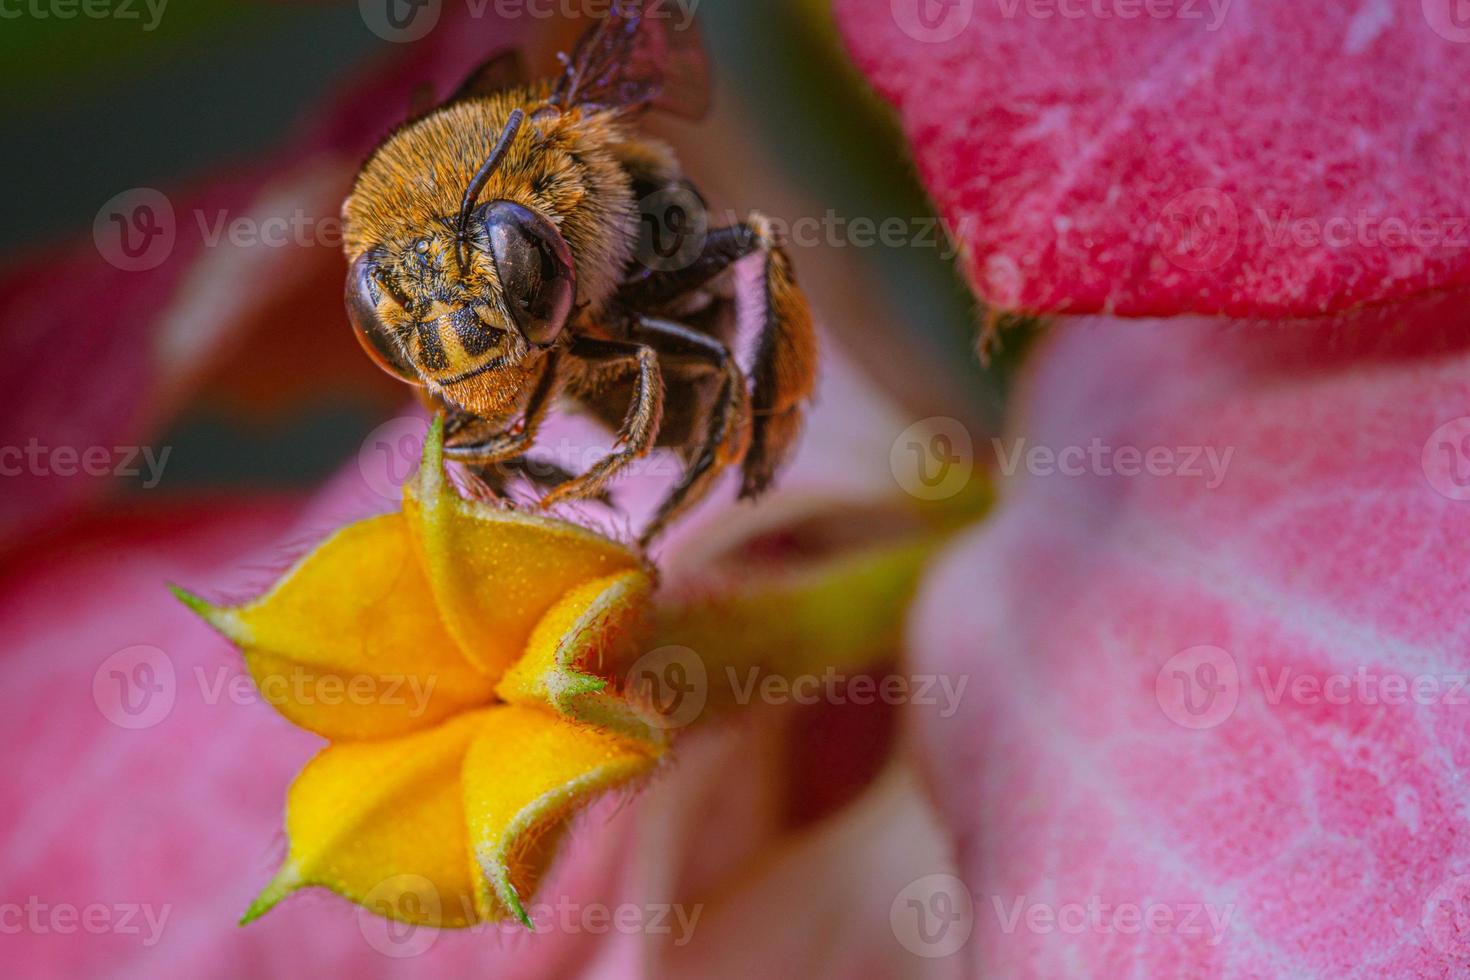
left=343, top=0, right=816, bottom=546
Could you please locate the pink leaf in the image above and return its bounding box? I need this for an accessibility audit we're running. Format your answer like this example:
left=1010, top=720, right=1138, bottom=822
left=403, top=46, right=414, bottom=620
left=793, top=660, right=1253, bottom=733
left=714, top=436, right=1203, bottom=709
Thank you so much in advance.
left=910, top=299, right=1470, bottom=975
left=837, top=0, right=1470, bottom=318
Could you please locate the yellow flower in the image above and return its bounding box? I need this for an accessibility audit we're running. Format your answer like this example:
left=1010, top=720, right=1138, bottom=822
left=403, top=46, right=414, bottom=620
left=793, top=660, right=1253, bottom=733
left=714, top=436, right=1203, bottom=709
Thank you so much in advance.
left=175, top=418, right=966, bottom=933
left=175, top=420, right=666, bottom=929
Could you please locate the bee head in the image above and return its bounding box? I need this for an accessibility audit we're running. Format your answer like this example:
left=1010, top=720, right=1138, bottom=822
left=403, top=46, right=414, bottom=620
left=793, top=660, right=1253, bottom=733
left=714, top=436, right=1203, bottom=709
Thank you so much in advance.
left=345, top=109, right=577, bottom=411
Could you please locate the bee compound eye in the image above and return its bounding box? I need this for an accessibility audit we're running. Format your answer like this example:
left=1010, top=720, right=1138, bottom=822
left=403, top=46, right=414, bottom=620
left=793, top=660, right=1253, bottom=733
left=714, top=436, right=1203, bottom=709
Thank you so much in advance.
left=480, top=201, right=577, bottom=348
left=346, top=253, right=422, bottom=385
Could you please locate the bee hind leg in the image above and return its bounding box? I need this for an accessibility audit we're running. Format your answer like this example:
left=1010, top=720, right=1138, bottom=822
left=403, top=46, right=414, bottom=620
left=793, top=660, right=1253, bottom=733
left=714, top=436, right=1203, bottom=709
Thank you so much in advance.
left=738, top=214, right=817, bottom=499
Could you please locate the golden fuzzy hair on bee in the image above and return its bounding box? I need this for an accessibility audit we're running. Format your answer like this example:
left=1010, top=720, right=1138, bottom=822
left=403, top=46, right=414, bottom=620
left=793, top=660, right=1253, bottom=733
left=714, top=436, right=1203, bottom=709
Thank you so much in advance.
left=344, top=87, right=646, bottom=311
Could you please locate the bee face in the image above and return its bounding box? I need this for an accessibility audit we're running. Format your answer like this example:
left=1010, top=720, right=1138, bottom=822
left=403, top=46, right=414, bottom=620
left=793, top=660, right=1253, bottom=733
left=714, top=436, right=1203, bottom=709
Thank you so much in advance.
left=346, top=200, right=577, bottom=403
left=344, top=89, right=639, bottom=416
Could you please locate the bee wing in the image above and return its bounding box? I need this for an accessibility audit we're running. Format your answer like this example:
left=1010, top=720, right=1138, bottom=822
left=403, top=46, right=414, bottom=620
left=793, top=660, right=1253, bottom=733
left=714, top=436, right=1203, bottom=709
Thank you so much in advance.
left=551, top=0, right=710, bottom=121
left=404, top=51, right=529, bottom=121
left=447, top=49, right=530, bottom=104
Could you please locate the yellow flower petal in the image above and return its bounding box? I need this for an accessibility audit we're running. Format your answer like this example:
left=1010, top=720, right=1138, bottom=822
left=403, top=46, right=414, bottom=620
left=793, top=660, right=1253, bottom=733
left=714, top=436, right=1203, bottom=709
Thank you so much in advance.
left=242, top=710, right=490, bottom=928
left=497, top=570, right=666, bottom=745
left=462, top=705, right=659, bottom=926
left=404, top=419, right=646, bottom=679
left=176, top=514, right=495, bottom=740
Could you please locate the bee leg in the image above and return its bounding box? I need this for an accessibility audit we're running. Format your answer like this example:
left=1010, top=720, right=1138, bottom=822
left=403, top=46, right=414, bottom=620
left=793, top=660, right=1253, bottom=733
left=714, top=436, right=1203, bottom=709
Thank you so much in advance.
left=541, top=337, right=665, bottom=507
left=463, top=457, right=615, bottom=506
left=617, top=222, right=764, bottom=309
left=628, top=317, right=751, bottom=547
left=618, top=213, right=815, bottom=498
left=739, top=213, right=817, bottom=499
left=442, top=353, right=560, bottom=466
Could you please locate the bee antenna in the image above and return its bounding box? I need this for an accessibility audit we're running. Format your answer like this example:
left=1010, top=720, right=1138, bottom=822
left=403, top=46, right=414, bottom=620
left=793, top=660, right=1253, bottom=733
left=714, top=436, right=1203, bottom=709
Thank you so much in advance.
left=455, top=108, right=526, bottom=258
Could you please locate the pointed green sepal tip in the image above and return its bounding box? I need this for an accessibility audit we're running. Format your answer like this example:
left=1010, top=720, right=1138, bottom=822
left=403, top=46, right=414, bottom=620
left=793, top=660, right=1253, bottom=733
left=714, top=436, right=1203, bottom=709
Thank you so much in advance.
left=239, top=866, right=301, bottom=926
left=237, top=901, right=269, bottom=928
left=508, top=890, right=533, bottom=931
left=168, top=582, right=247, bottom=642
left=489, top=869, right=533, bottom=930
left=167, top=583, right=214, bottom=618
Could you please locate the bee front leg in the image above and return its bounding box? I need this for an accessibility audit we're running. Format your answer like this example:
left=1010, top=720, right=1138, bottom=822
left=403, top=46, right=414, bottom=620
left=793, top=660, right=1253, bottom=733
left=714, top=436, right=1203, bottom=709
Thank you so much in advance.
left=471, top=456, right=614, bottom=506
left=442, top=353, right=560, bottom=466
left=540, top=337, right=665, bottom=508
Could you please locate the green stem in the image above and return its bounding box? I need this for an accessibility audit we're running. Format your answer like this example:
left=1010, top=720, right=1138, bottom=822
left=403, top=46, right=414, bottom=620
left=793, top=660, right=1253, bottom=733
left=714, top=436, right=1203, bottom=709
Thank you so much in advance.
left=651, top=535, right=946, bottom=709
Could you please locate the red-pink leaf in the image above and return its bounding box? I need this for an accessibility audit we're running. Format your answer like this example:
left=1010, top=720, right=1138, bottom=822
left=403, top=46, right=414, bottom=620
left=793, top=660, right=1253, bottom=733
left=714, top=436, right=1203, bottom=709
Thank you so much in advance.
left=0, top=8, right=536, bottom=548
left=910, top=298, right=1470, bottom=975
left=837, top=0, right=1470, bottom=318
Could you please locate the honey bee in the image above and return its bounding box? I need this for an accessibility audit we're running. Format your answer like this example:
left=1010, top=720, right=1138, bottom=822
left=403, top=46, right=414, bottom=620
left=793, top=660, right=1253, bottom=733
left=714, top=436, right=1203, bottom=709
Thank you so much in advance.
left=343, top=0, right=816, bottom=546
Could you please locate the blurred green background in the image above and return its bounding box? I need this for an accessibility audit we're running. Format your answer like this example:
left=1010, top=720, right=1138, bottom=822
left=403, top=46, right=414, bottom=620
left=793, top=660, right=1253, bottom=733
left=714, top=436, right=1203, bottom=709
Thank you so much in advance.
left=3, top=0, right=1004, bottom=492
